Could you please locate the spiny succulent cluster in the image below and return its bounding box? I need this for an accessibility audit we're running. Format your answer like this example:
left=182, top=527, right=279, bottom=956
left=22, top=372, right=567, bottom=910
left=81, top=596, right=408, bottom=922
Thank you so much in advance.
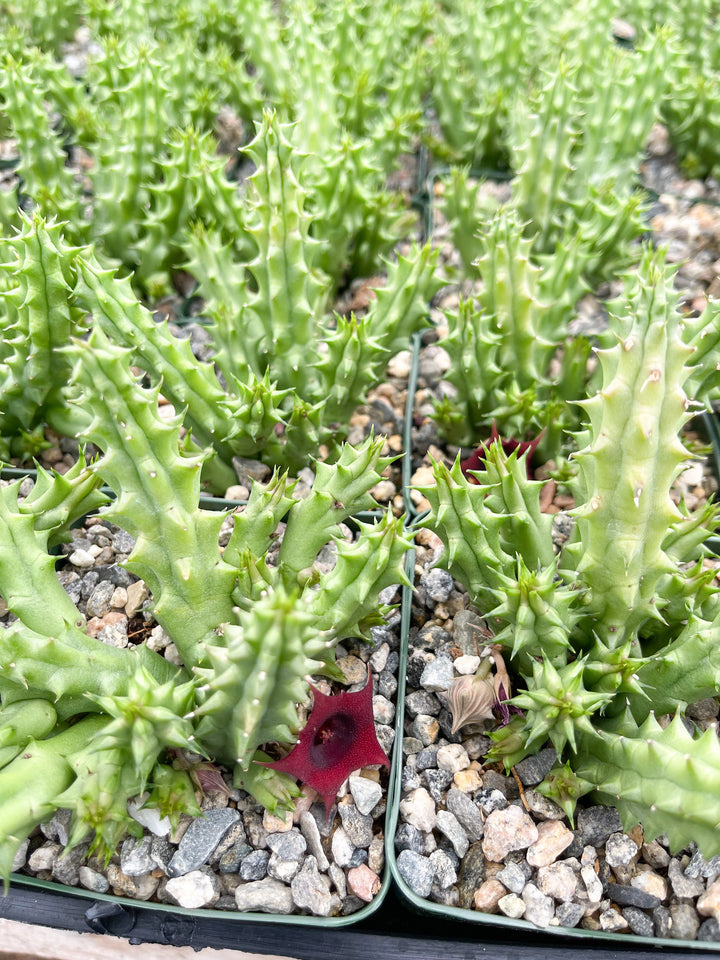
left=0, top=0, right=431, bottom=297
left=0, top=369, right=412, bottom=885
left=421, top=250, right=720, bottom=857
left=0, top=166, right=437, bottom=480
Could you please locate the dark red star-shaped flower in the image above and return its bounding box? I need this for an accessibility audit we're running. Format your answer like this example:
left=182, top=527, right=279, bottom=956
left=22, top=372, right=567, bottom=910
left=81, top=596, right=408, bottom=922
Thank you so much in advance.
left=258, top=667, right=389, bottom=818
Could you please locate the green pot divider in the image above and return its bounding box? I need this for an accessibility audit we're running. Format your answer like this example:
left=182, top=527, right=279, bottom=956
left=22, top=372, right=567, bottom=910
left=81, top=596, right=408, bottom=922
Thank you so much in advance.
left=421, top=164, right=513, bottom=245
left=401, top=330, right=424, bottom=521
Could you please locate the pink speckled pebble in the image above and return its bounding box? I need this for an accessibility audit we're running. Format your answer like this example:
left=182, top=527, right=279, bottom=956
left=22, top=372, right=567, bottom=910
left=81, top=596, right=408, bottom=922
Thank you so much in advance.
left=347, top=864, right=382, bottom=902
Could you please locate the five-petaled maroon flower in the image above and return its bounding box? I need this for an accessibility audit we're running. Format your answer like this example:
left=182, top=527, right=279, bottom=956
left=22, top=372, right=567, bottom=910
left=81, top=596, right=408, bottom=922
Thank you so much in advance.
left=258, top=667, right=389, bottom=818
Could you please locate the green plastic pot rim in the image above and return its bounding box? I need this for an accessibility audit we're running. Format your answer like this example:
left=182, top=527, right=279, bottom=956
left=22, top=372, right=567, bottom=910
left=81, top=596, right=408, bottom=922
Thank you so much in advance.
left=8, top=862, right=391, bottom=928
left=386, top=860, right=720, bottom=951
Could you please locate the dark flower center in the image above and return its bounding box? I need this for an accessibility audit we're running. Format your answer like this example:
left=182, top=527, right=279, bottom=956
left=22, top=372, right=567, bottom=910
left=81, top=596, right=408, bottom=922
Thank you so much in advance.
left=310, top=713, right=355, bottom=768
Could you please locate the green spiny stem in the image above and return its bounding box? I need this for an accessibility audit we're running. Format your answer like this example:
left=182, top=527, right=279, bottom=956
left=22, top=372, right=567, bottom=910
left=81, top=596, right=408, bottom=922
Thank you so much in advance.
left=17, top=455, right=110, bottom=546
left=629, top=610, right=720, bottom=722
left=417, top=456, right=515, bottom=610
left=75, top=253, right=238, bottom=489
left=223, top=471, right=297, bottom=570
left=358, top=243, right=440, bottom=358
left=241, top=111, right=329, bottom=391
left=277, top=435, right=392, bottom=584
left=0, top=714, right=108, bottom=888
left=0, top=213, right=89, bottom=439
left=510, top=656, right=612, bottom=755
left=0, top=619, right=177, bottom=717
left=67, top=329, right=238, bottom=668
left=479, top=442, right=556, bottom=570
left=575, top=710, right=720, bottom=856
left=305, top=510, right=413, bottom=643
left=568, top=252, right=699, bottom=644
left=192, top=585, right=322, bottom=770
left=488, top=560, right=576, bottom=669
left=0, top=480, right=91, bottom=635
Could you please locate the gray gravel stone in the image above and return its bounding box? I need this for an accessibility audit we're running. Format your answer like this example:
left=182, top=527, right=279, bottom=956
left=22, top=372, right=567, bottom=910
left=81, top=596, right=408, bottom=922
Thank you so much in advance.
left=86, top=580, right=116, bottom=617
left=577, top=805, right=622, bottom=846
left=338, top=802, right=374, bottom=848
left=149, top=836, right=174, bottom=873
left=623, top=906, right=655, bottom=938
left=698, top=918, right=720, bottom=941
left=436, top=810, right=469, bottom=858
left=267, top=852, right=302, bottom=883
left=670, top=902, right=701, bottom=940
left=165, top=869, right=221, bottom=909
left=513, top=748, right=557, bottom=786
left=266, top=828, right=306, bottom=861
left=497, top=860, right=529, bottom=895
left=536, top=861, right=577, bottom=902
left=120, top=836, right=155, bottom=877
left=240, top=849, right=270, bottom=881
left=599, top=907, right=628, bottom=932
left=452, top=610, right=488, bottom=656
left=410, top=714, right=440, bottom=745
left=555, top=901, right=584, bottom=928
left=329, top=862, right=347, bottom=899
left=446, top=788, right=484, bottom=842
left=668, top=857, right=705, bottom=898
left=606, top=882, right=660, bottom=909
left=415, top=745, right=439, bottom=770
left=478, top=789, right=508, bottom=814
left=653, top=905, right=673, bottom=938
left=300, top=812, right=329, bottom=871
left=331, top=826, right=356, bottom=867
left=167, top=808, right=240, bottom=877
left=394, top=823, right=426, bottom=854
left=457, top=842, right=486, bottom=909
left=235, top=877, right=293, bottom=914
left=349, top=776, right=383, bottom=815
left=78, top=865, right=110, bottom=894
left=52, top=844, right=89, bottom=886
left=396, top=849, right=435, bottom=898
left=291, top=856, right=341, bottom=917
left=218, top=840, right=252, bottom=874
left=522, top=883, right=554, bottom=928
left=605, top=833, right=638, bottom=869
left=419, top=655, right=455, bottom=692
left=422, top=767, right=455, bottom=803
left=420, top=569, right=454, bottom=603
left=430, top=849, right=458, bottom=889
